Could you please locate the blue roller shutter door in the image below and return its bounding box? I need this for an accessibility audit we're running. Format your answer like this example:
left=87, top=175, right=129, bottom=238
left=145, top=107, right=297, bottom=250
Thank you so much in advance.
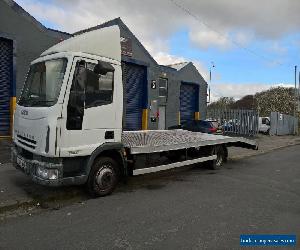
left=180, top=83, right=199, bottom=123
left=0, top=38, right=13, bottom=136
left=122, top=62, right=147, bottom=131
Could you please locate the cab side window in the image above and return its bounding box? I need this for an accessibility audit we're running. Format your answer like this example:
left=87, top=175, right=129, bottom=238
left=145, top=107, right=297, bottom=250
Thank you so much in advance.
left=66, top=62, right=85, bottom=130
left=85, top=63, right=114, bottom=108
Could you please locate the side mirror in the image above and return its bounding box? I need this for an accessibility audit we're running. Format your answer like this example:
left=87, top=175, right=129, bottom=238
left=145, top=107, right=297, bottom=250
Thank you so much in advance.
left=94, top=61, right=115, bottom=75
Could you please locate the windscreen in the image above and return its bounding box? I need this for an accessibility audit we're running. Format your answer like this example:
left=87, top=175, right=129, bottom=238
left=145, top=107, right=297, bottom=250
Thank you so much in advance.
left=18, top=58, right=68, bottom=107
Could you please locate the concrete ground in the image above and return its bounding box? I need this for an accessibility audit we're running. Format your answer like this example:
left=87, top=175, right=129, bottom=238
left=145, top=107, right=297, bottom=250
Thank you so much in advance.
left=0, top=134, right=300, bottom=214
left=0, top=138, right=11, bottom=164
left=0, top=144, right=299, bottom=249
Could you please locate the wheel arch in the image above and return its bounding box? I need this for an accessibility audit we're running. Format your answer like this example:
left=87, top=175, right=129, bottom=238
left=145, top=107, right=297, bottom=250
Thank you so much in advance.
left=85, top=143, right=127, bottom=178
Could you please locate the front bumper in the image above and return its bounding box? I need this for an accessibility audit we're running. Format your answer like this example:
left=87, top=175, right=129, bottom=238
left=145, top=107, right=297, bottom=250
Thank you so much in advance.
left=11, top=146, right=87, bottom=186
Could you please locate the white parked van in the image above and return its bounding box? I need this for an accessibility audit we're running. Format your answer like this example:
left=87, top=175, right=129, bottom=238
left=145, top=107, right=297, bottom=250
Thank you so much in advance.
left=259, top=117, right=270, bottom=134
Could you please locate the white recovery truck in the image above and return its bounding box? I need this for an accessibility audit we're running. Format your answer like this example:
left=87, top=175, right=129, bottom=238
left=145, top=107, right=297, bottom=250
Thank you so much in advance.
left=12, top=26, right=257, bottom=196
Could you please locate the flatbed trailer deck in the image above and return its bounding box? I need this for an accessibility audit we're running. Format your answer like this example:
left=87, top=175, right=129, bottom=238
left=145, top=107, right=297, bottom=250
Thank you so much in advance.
left=122, top=130, right=257, bottom=175
left=122, top=130, right=257, bottom=154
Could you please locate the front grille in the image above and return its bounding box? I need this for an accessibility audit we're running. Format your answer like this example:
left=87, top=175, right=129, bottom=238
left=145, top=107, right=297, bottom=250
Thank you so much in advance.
left=15, top=145, right=34, bottom=160
left=17, top=134, right=36, bottom=149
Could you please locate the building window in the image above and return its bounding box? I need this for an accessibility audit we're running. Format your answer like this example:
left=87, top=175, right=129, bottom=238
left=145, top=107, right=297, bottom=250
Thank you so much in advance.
left=158, top=78, right=168, bottom=97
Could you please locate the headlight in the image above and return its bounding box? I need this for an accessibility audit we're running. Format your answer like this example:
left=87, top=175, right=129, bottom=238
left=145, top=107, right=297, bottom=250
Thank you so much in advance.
left=36, top=167, right=58, bottom=180
left=48, top=169, right=59, bottom=180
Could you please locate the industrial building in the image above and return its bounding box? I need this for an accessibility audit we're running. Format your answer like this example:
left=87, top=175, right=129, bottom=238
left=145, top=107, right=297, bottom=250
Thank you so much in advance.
left=0, top=0, right=207, bottom=135
left=0, top=0, right=70, bottom=136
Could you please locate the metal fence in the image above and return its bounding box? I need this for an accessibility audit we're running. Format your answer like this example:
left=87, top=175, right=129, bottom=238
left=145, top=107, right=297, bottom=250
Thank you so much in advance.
left=207, top=109, right=259, bottom=137
left=270, top=112, right=298, bottom=135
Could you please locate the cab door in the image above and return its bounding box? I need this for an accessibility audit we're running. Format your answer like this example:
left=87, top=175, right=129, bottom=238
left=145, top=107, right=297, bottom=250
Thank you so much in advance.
left=59, top=57, right=122, bottom=157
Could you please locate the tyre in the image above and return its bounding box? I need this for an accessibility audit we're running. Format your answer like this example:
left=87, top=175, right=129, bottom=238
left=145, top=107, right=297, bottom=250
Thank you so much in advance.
left=208, top=145, right=226, bottom=170
left=87, top=157, right=119, bottom=197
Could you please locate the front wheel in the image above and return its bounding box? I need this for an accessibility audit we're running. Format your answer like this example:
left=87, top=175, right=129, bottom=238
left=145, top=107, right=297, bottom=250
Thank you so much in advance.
left=87, top=157, right=119, bottom=197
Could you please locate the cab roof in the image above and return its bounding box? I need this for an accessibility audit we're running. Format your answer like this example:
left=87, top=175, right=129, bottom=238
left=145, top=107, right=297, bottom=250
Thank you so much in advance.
left=41, top=26, right=121, bottom=62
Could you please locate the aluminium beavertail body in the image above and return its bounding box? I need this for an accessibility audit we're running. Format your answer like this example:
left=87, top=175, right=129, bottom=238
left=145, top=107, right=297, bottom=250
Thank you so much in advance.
left=122, top=129, right=257, bottom=154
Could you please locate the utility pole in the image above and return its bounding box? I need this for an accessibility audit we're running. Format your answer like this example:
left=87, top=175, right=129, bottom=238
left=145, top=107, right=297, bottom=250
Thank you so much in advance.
left=294, top=66, right=297, bottom=117
left=294, top=66, right=297, bottom=134
left=298, top=71, right=300, bottom=112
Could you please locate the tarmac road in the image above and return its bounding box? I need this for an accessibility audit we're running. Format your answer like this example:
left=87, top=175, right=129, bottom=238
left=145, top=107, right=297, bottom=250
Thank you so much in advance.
left=0, top=145, right=299, bottom=250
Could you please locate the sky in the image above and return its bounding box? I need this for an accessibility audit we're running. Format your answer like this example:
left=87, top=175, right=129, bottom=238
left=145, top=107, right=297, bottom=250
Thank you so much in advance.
left=15, top=0, right=300, bottom=101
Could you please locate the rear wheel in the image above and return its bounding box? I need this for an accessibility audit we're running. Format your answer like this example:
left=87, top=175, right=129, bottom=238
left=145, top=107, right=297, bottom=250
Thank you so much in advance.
left=87, top=157, right=119, bottom=197
left=208, top=145, right=226, bottom=170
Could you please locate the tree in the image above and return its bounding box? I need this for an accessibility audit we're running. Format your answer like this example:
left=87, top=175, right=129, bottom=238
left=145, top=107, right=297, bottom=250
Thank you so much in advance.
left=208, top=97, right=235, bottom=110
left=208, top=86, right=298, bottom=118
left=254, top=87, right=296, bottom=116
left=231, top=95, right=255, bottom=109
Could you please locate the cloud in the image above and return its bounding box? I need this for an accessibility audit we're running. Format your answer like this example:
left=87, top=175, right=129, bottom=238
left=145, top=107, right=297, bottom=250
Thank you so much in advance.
left=16, top=0, right=300, bottom=46
left=268, top=42, right=288, bottom=55
left=152, top=52, right=186, bottom=65
left=151, top=51, right=209, bottom=81
left=189, top=26, right=232, bottom=50
left=210, top=82, right=294, bottom=101
left=16, top=0, right=212, bottom=74
left=14, top=0, right=300, bottom=100
left=178, top=0, right=300, bottom=39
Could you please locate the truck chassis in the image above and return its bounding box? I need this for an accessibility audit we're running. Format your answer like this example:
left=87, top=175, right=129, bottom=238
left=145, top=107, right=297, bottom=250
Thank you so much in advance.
left=12, top=129, right=257, bottom=197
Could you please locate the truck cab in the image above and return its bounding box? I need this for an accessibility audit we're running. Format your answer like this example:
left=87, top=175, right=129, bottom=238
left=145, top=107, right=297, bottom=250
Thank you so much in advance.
left=12, top=26, right=126, bottom=195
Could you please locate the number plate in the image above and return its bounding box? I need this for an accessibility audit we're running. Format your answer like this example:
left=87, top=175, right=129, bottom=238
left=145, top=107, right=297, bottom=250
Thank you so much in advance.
left=17, top=156, right=27, bottom=170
